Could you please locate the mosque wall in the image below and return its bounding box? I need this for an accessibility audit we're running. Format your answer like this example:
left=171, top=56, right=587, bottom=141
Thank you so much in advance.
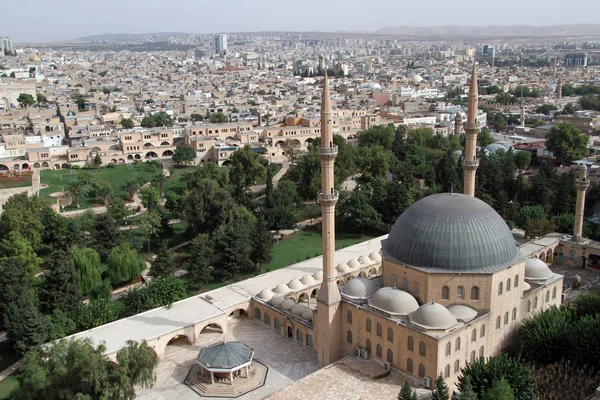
left=251, top=300, right=315, bottom=350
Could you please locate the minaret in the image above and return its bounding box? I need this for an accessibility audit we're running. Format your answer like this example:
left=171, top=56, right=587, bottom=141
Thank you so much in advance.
left=521, top=103, right=526, bottom=128
left=557, top=77, right=563, bottom=99
left=553, top=55, right=557, bottom=77
left=573, top=164, right=590, bottom=243
left=454, top=112, right=462, bottom=135
left=462, top=62, right=480, bottom=197
left=315, top=73, right=342, bottom=366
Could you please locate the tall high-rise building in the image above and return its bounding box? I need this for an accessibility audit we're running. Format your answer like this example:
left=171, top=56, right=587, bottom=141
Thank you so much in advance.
left=0, top=37, right=12, bottom=56
left=214, top=34, right=228, bottom=55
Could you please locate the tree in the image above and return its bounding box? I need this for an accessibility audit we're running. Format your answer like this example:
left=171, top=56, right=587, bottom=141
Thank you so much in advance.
left=36, top=93, right=47, bottom=104
left=180, top=179, right=235, bottom=237
left=265, top=180, right=302, bottom=230
left=477, top=128, right=494, bottom=147
left=515, top=205, right=546, bottom=238
left=107, top=197, right=131, bottom=225
left=120, top=118, right=135, bottom=129
left=172, top=145, right=195, bottom=165
left=138, top=210, right=162, bottom=252
left=0, top=231, right=43, bottom=282
left=0, top=193, right=48, bottom=249
left=140, top=115, right=155, bottom=128
left=74, top=298, right=118, bottom=330
left=454, top=376, right=477, bottom=400
left=514, top=151, right=532, bottom=171
left=536, top=104, right=559, bottom=115
left=265, top=165, right=274, bottom=208
left=140, top=186, right=161, bottom=211
left=108, top=243, right=145, bottom=285
left=229, top=145, right=266, bottom=195
left=152, top=111, right=174, bottom=127
left=562, top=102, right=580, bottom=114
left=17, top=93, right=35, bottom=107
left=93, top=180, right=112, bottom=204
left=39, top=250, right=81, bottom=315
left=164, top=191, right=181, bottom=216
left=151, top=172, right=169, bottom=199
left=398, top=381, right=417, bottom=400
left=213, top=220, right=253, bottom=279
left=250, top=218, right=273, bottom=271
left=69, top=247, right=102, bottom=295
left=122, top=276, right=187, bottom=315
left=93, top=153, right=102, bottom=168
left=209, top=112, right=227, bottom=123
left=436, top=151, right=460, bottom=193
left=545, top=123, right=588, bottom=165
left=123, top=179, right=142, bottom=201
left=282, top=139, right=302, bottom=165
left=16, top=338, right=157, bottom=399
left=483, top=377, right=515, bottom=400
left=359, top=125, right=395, bottom=148
left=186, top=234, right=213, bottom=287
left=190, top=113, right=203, bottom=122
left=92, top=213, right=122, bottom=261
left=457, top=353, right=536, bottom=400
left=3, top=287, right=48, bottom=353
left=149, top=240, right=176, bottom=278
left=64, top=179, right=88, bottom=209
left=432, top=374, right=450, bottom=400
left=520, top=306, right=572, bottom=365
left=340, top=189, right=381, bottom=234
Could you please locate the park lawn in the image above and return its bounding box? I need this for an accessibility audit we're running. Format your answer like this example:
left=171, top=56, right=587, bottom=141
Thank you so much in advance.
left=163, top=166, right=195, bottom=194
left=0, top=376, right=19, bottom=400
left=39, top=163, right=161, bottom=209
left=0, top=176, right=32, bottom=189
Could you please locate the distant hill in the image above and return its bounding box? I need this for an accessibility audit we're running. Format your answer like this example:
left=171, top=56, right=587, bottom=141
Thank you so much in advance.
left=374, top=24, right=600, bottom=38
left=76, top=32, right=190, bottom=42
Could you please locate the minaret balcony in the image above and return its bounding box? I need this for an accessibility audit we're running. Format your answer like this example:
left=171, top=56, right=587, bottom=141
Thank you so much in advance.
left=464, top=122, right=480, bottom=132
left=462, top=159, right=479, bottom=168
left=318, top=190, right=339, bottom=205
left=316, top=145, right=338, bottom=157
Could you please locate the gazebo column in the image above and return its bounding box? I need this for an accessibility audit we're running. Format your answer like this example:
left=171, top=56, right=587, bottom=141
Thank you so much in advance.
left=210, top=371, right=214, bottom=384
left=245, top=365, right=249, bottom=378
left=229, top=371, right=233, bottom=385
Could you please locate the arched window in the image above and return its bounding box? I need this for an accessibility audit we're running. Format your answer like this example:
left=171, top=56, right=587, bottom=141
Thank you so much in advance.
left=527, top=300, right=531, bottom=312
left=376, top=322, right=382, bottom=337
left=479, top=346, right=484, bottom=358
left=445, top=364, right=450, bottom=378
left=402, top=277, right=409, bottom=290
left=471, top=286, right=480, bottom=300
left=376, top=344, right=382, bottom=357
left=457, top=286, right=464, bottom=300
left=296, top=329, right=303, bottom=344
left=306, top=334, right=313, bottom=348
left=347, top=310, right=353, bottom=324
left=512, top=308, right=517, bottom=320
left=546, top=291, right=550, bottom=303
left=387, top=349, right=393, bottom=363
left=454, top=359, right=460, bottom=373
left=570, top=250, right=575, bottom=259
left=366, top=339, right=372, bottom=353
left=480, top=324, right=486, bottom=338
left=498, top=282, right=503, bottom=295
left=347, top=330, right=353, bottom=343
left=504, top=312, right=509, bottom=325
left=264, top=312, right=271, bottom=325
left=442, top=286, right=450, bottom=300
left=392, top=274, right=397, bottom=288
left=254, top=308, right=261, bottom=320
left=418, top=363, right=426, bottom=378
left=534, top=297, right=538, bottom=309
left=496, top=316, right=501, bottom=329
left=413, top=281, right=419, bottom=296
left=470, top=351, right=476, bottom=362
left=407, top=358, right=413, bottom=372
left=471, top=329, right=476, bottom=342
left=419, top=341, right=426, bottom=356
left=514, top=275, right=519, bottom=287
left=274, top=317, right=281, bottom=331
left=445, top=342, right=451, bottom=356
left=408, top=336, right=414, bottom=351
left=506, top=278, right=511, bottom=291
left=455, top=337, right=461, bottom=351
left=387, top=327, right=394, bottom=342
left=366, top=318, right=372, bottom=332
left=552, top=287, right=557, bottom=299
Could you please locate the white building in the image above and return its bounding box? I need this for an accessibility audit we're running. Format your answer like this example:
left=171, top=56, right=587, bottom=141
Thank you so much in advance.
left=214, top=34, right=228, bottom=55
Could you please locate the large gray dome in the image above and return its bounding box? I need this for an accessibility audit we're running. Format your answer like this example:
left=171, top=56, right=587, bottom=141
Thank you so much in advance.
left=385, top=193, right=517, bottom=272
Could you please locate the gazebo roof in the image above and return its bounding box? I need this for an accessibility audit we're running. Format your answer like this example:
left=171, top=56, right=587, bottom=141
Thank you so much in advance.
left=197, top=341, right=254, bottom=370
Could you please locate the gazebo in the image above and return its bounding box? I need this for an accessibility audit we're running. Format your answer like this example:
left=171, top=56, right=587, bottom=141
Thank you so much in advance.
left=196, top=341, right=254, bottom=385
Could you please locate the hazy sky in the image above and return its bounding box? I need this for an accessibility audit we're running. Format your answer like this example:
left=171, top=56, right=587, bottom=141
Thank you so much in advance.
left=6, top=0, right=600, bottom=43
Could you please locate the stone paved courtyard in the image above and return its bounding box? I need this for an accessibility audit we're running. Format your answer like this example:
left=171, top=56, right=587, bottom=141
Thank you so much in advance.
left=136, top=319, right=319, bottom=400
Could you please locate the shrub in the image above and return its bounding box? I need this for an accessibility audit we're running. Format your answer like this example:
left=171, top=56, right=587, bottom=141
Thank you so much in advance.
left=106, top=163, right=115, bottom=168
left=70, top=165, right=80, bottom=169
left=520, top=306, right=573, bottom=364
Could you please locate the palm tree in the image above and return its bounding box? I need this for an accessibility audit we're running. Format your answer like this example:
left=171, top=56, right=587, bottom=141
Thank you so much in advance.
left=151, top=172, right=169, bottom=199
left=64, top=179, right=88, bottom=209
left=93, top=180, right=112, bottom=205
left=122, top=179, right=141, bottom=201
left=179, top=171, right=194, bottom=190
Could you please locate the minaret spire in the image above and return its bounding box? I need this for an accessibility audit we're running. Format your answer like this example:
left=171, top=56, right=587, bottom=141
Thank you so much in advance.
left=573, top=164, right=590, bottom=243
left=462, top=62, right=480, bottom=197
left=315, top=71, right=343, bottom=367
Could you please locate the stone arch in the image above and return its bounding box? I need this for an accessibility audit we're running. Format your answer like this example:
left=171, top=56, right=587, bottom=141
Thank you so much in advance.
left=162, top=333, right=193, bottom=356
left=368, top=267, right=378, bottom=276
left=539, top=252, right=546, bottom=262
left=276, top=140, right=285, bottom=147
left=221, top=160, right=231, bottom=166
left=145, top=151, right=158, bottom=159
left=0, top=164, right=8, bottom=171
left=228, top=309, right=248, bottom=320
left=13, top=164, right=20, bottom=170
left=144, top=143, right=154, bottom=148
left=54, top=164, right=61, bottom=170
left=298, top=292, right=309, bottom=305
left=134, top=154, right=141, bottom=160
left=22, top=163, right=29, bottom=170
left=311, top=288, right=319, bottom=299
left=42, top=162, right=49, bottom=168
left=198, top=322, right=223, bottom=337
left=162, top=150, right=174, bottom=157
left=61, top=163, right=69, bottom=169
left=546, top=249, right=554, bottom=263
left=118, top=158, right=125, bottom=164
left=0, top=97, right=9, bottom=110
left=304, top=138, right=314, bottom=146
left=110, top=159, right=117, bottom=164
left=109, top=145, right=120, bottom=151
left=127, top=155, right=134, bottom=160
left=90, top=147, right=101, bottom=153
left=33, top=163, right=41, bottom=168
left=359, top=271, right=367, bottom=278
left=347, top=134, right=356, bottom=139
left=160, top=141, right=170, bottom=146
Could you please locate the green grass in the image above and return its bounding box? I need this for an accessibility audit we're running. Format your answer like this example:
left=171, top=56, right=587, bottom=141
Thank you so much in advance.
left=39, top=163, right=161, bottom=209
left=0, top=176, right=32, bottom=189
left=0, top=376, right=19, bottom=400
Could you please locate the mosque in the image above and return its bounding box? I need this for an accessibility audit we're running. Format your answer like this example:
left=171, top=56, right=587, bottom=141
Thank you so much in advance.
left=251, top=64, right=566, bottom=390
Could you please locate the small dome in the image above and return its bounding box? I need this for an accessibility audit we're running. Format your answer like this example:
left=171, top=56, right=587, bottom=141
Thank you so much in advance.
left=348, top=259, right=361, bottom=269
left=290, top=304, right=306, bottom=316
left=301, top=309, right=313, bottom=321
left=270, top=295, right=285, bottom=307
left=336, top=263, right=350, bottom=273
left=368, top=287, right=419, bottom=316
left=359, top=255, right=371, bottom=265
left=522, top=281, right=531, bottom=291
left=342, top=278, right=378, bottom=299
left=280, top=298, right=296, bottom=311
left=273, top=283, right=290, bottom=294
left=257, top=289, right=275, bottom=301
left=448, top=305, right=478, bottom=323
left=409, top=302, right=457, bottom=330
left=411, top=74, right=423, bottom=84
left=486, top=143, right=508, bottom=154
left=313, top=271, right=323, bottom=281
left=369, top=252, right=382, bottom=262
left=525, top=258, right=553, bottom=281
left=366, top=82, right=381, bottom=90
left=288, top=279, right=304, bottom=290
left=300, top=274, right=315, bottom=285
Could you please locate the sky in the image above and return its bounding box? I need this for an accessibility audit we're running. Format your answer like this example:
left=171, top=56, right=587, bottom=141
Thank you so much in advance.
left=5, top=0, right=600, bottom=43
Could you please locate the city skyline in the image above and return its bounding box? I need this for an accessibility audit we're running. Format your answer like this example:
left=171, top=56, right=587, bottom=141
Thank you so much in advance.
left=4, top=0, right=600, bottom=43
